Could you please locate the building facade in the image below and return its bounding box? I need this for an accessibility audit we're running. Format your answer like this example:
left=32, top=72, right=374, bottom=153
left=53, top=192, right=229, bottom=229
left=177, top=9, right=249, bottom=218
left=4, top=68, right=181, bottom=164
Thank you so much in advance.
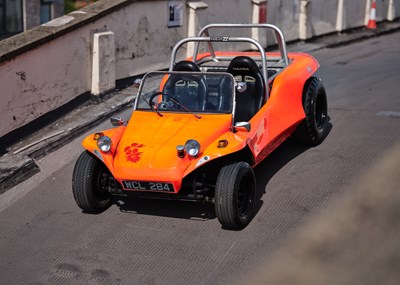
left=0, top=0, right=64, bottom=40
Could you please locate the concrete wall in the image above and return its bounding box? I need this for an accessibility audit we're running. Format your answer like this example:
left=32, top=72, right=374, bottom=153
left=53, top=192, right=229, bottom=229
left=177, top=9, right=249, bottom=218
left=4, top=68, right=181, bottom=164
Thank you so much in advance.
left=395, top=0, right=400, bottom=17
left=100, top=1, right=188, bottom=78
left=310, top=0, right=338, bottom=35
left=344, top=0, right=369, bottom=29
left=393, top=0, right=400, bottom=20
left=376, top=0, right=390, bottom=21
left=0, top=0, right=399, bottom=138
left=267, top=0, right=300, bottom=42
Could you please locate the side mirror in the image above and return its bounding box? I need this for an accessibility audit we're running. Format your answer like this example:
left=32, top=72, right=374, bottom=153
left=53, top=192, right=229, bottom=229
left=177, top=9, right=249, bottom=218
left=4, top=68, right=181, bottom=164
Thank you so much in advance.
left=133, top=78, right=142, bottom=89
left=234, top=122, right=251, bottom=132
left=110, top=117, right=124, bottom=126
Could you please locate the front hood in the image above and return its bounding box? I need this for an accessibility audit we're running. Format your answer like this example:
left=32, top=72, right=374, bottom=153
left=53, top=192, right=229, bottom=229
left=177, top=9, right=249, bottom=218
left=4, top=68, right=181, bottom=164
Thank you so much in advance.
left=113, top=111, right=232, bottom=191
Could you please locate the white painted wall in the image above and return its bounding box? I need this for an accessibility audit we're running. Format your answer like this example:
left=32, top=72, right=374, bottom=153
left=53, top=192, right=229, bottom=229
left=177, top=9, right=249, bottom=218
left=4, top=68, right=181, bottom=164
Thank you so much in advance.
left=1, top=29, right=91, bottom=136
left=0, top=0, right=399, bottom=137
left=89, top=1, right=188, bottom=79
left=0, top=1, right=188, bottom=137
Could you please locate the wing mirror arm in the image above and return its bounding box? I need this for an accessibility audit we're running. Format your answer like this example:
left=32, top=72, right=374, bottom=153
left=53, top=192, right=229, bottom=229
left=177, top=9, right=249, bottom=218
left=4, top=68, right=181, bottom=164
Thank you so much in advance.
left=234, top=122, right=251, bottom=132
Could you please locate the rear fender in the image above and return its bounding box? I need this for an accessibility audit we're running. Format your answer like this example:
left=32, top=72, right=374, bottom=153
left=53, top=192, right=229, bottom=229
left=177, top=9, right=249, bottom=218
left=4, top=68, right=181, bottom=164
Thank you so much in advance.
left=247, top=53, right=320, bottom=160
left=270, top=52, right=320, bottom=118
left=81, top=126, right=126, bottom=173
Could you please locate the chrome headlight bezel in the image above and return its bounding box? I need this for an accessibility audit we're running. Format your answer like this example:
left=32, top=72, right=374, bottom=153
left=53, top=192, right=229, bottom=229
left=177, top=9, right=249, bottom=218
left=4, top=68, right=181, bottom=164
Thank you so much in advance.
left=184, top=139, right=200, bottom=157
left=97, top=135, right=112, bottom=152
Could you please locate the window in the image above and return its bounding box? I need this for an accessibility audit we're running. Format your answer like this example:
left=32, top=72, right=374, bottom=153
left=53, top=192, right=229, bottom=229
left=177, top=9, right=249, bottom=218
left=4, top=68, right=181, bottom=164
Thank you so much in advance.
left=40, top=0, right=52, bottom=24
left=0, top=0, right=23, bottom=39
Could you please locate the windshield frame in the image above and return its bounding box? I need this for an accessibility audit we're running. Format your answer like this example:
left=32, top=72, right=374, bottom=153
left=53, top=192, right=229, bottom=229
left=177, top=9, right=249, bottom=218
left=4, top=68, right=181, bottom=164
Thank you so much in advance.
left=134, top=71, right=237, bottom=118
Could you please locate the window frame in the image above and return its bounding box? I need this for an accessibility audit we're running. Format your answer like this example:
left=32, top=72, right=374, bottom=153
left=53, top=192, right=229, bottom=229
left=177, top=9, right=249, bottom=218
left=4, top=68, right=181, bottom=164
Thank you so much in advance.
left=0, top=0, right=24, bottom=39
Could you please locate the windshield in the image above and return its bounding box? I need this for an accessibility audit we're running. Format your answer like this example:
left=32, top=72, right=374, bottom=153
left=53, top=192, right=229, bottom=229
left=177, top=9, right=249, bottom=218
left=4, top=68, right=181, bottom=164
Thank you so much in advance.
left=136, top=71, right=235, bottom=114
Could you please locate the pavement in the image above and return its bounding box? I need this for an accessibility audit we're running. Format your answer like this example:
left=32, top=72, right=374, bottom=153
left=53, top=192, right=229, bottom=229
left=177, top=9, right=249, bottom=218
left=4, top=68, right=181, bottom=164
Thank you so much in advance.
left=1, top=20, right=399, bottom=194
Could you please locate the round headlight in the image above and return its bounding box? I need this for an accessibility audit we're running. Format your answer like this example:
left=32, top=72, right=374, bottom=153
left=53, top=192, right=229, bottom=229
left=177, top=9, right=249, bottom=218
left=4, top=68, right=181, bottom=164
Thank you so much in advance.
left=97, top=136, right=112, bottom=152
left=184, top=139, right=200, bottom=157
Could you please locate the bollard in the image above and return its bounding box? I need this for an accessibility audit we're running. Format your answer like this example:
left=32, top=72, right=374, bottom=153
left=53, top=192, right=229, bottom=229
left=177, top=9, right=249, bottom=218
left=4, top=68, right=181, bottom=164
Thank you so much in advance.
left=299, top=0, right=312, bottom=40
left=336, top=0, right=345, bottom=32
left=186, top=1, right=208, bottom=58
left=91, top=31, right=116, bottom=96
left=251, top=0, right=268, bottom=47
left=388, top=0, right=395, bottom=21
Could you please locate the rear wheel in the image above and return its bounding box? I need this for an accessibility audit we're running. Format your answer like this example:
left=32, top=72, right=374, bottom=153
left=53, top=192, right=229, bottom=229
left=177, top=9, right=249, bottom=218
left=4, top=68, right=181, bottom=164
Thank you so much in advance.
left=72, top=151, right=112, bottom=213
left=293, top=77, right=328, bottom=146
left=215, top=162, right=256, bottom=230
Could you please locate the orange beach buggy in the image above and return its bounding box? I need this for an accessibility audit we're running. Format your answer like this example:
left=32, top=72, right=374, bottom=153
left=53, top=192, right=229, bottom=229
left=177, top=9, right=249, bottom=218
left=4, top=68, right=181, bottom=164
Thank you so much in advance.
left=72, top=24, right=328, bottom=229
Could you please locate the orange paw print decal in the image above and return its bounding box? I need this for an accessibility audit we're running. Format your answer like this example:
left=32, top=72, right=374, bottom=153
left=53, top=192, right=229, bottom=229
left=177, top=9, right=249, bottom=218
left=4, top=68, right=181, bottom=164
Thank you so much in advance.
left=124, top=143, right=144, bottom=163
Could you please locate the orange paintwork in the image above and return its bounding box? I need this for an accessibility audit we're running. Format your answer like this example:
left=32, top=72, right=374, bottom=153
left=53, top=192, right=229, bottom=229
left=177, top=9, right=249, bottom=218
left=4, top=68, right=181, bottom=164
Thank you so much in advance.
left=114, top=112, right=234, bottom=193
left=82, top=126, right=126, bottom=173
left=247, top=52, right=319, bottom=165
left=190, top=50, right=319, bottom=165
left=82, top=50, right=319, bottom=193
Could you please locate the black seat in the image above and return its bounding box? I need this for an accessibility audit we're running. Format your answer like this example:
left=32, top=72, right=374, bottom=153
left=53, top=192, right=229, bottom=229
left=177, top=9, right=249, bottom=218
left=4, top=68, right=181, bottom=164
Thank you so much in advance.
left=226, top=56, right=266, bottom=122
left=163, top=61, right=207, bottom=110
left=173, top=60, right=201, bottom=72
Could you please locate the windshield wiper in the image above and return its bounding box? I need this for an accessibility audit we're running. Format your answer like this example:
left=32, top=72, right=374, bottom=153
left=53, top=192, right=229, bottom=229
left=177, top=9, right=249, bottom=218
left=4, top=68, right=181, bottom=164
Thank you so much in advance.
left=170, top=97, right=201, bottom=119
left=142, top=96, right=163, bottom=117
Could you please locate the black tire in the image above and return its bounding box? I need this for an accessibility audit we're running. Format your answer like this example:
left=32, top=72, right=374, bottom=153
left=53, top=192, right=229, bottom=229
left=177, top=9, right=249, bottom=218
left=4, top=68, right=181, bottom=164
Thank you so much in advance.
left=72, top=151, right=112, bottom=213
left=215, top=162, right=256, bottom=230
left=293, top=77, right=328, bottom=146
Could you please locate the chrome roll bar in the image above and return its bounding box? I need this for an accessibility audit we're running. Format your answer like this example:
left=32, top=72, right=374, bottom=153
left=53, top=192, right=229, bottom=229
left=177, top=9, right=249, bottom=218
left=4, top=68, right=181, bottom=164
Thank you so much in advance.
left=193, top=23, right=289, bottom=66
left=169, top=36, right=270, bottom=99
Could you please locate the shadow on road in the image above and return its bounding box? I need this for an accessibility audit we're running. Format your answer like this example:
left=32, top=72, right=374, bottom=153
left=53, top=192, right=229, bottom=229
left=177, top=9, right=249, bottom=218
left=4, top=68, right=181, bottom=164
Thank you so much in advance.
left=115, top=138, right=310, bottom=225
left=252, top=119, right=333, bottom=216
left=252, top=139, right=309, bottom=216
left=117, top=198, right=216, bottom=221
left=115, top=120, right=333, bottom=226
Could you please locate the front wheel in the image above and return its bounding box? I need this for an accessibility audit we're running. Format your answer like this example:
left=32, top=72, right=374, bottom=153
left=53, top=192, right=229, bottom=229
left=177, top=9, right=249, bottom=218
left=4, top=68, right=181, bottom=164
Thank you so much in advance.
left=214, top=162, right=256, bottom=230
left=293, top=77, right=329, bottom=146
left=72, top=151, right=112, bottom=213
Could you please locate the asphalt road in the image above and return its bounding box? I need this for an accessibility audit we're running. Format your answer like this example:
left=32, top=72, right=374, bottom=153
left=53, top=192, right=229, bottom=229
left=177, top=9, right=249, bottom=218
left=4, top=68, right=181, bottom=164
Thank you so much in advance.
left=1, top=32, right=400, bottom=285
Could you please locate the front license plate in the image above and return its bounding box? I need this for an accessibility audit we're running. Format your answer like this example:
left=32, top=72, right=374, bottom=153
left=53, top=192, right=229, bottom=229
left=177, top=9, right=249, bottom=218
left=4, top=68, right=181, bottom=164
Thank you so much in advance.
left=122, top=181, right=174, bottom=192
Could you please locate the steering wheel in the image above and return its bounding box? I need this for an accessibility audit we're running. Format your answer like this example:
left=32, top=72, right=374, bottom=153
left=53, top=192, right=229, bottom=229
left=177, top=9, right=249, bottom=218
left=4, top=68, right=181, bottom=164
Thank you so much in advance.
left=149, top=91, right=180, bottom=110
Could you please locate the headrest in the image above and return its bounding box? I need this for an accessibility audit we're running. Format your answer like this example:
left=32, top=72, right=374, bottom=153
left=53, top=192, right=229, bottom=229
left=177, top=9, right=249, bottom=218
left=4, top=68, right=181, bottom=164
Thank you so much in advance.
left=173, top=61, right=200, bottom=72
left=227, top=56, right=260, bottom=76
